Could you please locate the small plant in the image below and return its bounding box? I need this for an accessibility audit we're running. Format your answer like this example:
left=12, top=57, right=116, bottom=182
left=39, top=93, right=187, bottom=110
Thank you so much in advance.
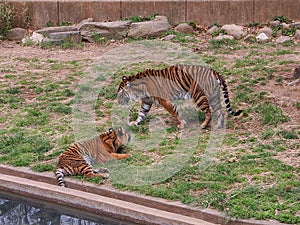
left=296, top=102, right=300, bottom=110
left=92, top=33, right=109, bottom=45
left=124, top=13, right=158, bottom=24
left=211, top=29, right=227, bottom=37
left=31, top=163, right=54, bottom=172
left=273, top=15, right=290, bottom=23
left=0, top=0, right=14, bottom=37
left=278, top=130, right=298, bottom=139
left=209, top=39, right=238, bottom=49
left=257, top=102, right=289, bottom=126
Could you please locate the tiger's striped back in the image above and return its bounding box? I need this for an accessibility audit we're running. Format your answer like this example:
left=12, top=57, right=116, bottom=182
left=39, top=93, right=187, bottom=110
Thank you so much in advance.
left=55, top=127, right=130, bottom=187
left=117, top=65, right=242, bottom=129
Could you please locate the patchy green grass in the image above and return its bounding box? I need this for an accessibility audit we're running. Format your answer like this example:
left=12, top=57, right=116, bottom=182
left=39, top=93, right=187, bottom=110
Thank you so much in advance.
left=1, top=37, right=299, bottom=224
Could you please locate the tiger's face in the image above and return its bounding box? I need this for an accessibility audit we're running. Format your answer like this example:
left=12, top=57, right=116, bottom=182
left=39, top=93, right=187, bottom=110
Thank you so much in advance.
left=101, top=127, right=131, bottom=153
left=117, top=76, right=143, bottom=105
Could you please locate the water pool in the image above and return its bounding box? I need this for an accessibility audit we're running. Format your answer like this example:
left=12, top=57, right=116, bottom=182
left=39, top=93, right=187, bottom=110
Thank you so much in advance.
left=0, top=191, right=138, bottom=225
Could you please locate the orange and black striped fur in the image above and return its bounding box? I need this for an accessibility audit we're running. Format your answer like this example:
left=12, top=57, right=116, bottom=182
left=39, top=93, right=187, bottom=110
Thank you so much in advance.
left=55, top=127, right=131, bottom=187
left=117, top=65, right=242, bottom=129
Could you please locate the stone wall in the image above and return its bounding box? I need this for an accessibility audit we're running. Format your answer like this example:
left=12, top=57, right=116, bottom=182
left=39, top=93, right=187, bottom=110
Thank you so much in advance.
left=7, top=0, right=300, bottom=29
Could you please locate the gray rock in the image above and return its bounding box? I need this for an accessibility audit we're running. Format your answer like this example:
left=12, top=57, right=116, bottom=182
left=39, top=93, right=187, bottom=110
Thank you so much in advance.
left=256, top=33, right=269, bottom=42
left=269, top=20, right=280, bottom=27
left=258, top=27, right=273, bottom=38
left=213, top=34, right=234, bottom=40
left=276, top=36, right=291, bottom=44
left=184, top=36, right=195, bottom=41
left=128, top=16, right=171, bottom=38
left=293, top=67, right=300, bottom=79
left=295, top=30, right=300, bottom=40
left=163, top=34, right=176, bottom=40
left=281, top=22, right=290, bottom=30
left=48, top=31, right=81, bottom=43
left=27, top=31, right=44, bottom=44
left=6, top=28, right=27, bottom=41
left=221, top=24, right=246, bottom=39
left=35, top=26, right=78, bottom=37
left=79, top=20, right=129, bottom=42
left=291, top=22, right=300, bottom=29
left=76, top=18, right=93, bottom=28
left=207, top=25, right=219, bottom=34
left=174, top=23, right=194, bottom=34
left=41, top=38, right=64, bottom=46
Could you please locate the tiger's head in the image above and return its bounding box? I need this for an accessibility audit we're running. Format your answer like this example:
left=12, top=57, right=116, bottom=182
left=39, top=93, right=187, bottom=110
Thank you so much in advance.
left=117, top=76, right=146, bottom=105
left=101, top=127, right=131, bottom=153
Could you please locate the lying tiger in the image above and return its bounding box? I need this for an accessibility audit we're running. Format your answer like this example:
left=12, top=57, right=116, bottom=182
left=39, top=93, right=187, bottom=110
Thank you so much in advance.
left=117, top=65, right=242, bottom=129
left=55, top=127, right=131, bottom=187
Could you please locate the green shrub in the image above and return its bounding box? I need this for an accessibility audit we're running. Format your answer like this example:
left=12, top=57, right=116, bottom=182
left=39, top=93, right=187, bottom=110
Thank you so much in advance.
left=0, top=0, right=14, bottom=37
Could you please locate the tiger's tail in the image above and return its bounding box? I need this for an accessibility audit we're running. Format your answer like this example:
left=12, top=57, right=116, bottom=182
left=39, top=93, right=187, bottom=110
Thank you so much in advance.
left=218, top=76, right=242, bottom=116
left=55, top=168, right=66, bottom=187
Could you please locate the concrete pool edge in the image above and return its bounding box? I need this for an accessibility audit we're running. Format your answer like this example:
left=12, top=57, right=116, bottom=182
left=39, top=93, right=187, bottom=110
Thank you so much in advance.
left=0, top=165, right=288, bottom=225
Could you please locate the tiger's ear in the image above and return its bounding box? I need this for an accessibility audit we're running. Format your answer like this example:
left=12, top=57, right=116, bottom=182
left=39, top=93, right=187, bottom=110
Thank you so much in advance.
left=122, top=76, right=127, bottom=81
left=109, top=128, right=113, bottom=133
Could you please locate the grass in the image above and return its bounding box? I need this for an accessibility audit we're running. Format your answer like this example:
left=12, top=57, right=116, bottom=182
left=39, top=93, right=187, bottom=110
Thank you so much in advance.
left=0, top=33, right=299, bottom=224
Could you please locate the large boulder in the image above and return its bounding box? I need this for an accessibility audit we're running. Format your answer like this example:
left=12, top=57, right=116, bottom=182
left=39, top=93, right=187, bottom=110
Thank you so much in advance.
left=174, top=23, right=194, bottom=34
left=79, top=21, right=130, bottom=42
left=221, top=24, right=246, bottom=39
left=24, top=26, right=81, bottom=45
left=258, top=26, right=273, bottom=38
left=35, top=26, right=79, bottom=36
left=128, top=16, right=171, bottom=38
left=6, top=28, right=27, bottom=41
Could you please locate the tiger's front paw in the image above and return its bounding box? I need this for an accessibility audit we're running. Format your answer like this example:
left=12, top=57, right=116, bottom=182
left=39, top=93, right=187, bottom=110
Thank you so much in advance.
left=129, top=121, right=138, bottom=126
left=177, top=120, right=187, bottom=129
left=94, top=167, right=110, bottom=174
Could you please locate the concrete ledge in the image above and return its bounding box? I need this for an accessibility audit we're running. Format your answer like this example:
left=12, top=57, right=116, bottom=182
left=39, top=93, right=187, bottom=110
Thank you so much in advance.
left=0, top=165, right=289, bottom=225
left=0, top=173, right=217, bottom=225
left=7, top=0, right=300, bottom=29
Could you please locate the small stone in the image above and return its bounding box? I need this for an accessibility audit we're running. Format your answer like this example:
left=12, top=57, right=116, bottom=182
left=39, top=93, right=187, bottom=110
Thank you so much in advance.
left=29, top=31, right=44, bottom=44
left=281, top=22, right=290, bottom=30
left=6, top=28, right=27, bottom=41
left=174, top=23, right=194, bottom=34
left=258, top=27, right=273, bottom=38
left=221, top=24, right=246, bottom=39
left=213, top=34, right=234, bottom=40
left=269, top=20, right=280, bottom=27
left=163, top=34, right=176, bottom=40
left=276, top=36, right=291, bottom=44
left=207, top=25, right=219, bottom=34
left=184, top=36, right=194, bottom=41
left=292, top=67, right=300, bottom=79
left=294, top=29, right=300, bottom=40
left=256, top=33, right=269, bottom=42
left=291, top=22, right=300, bottom=29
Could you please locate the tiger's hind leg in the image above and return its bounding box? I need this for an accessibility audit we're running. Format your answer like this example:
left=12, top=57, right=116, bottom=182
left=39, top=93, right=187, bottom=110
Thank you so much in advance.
left=82, top=164, right=110, bottom=179
left=55, top=168, right=67, bottom=187
left=194, top=95, right=211, bottom=129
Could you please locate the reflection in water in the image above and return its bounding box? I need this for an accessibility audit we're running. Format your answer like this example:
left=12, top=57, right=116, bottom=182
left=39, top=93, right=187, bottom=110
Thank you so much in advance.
left=0, top=193, right=136, bottom=225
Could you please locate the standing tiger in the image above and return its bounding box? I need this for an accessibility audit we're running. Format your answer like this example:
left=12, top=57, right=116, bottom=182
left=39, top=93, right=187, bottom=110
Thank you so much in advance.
left=55, top=127, right=131, bottom=187
left=117, top=65, right=242, bottom=129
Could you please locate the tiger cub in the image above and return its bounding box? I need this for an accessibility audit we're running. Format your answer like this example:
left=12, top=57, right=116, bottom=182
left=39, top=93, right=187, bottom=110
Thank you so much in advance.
left=55, top=127, right=131, bottom=187
left=117, top=65, right=242, bottom=129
